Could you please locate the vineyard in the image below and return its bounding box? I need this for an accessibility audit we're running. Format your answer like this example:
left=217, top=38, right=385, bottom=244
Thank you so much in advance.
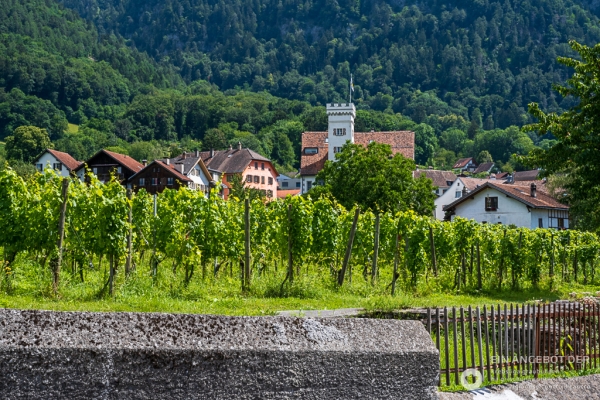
left=1, top=167, right=600, bottom=305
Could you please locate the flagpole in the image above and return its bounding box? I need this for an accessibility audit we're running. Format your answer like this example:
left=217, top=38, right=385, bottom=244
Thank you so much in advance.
left=349, top=73, right=353, bottom=104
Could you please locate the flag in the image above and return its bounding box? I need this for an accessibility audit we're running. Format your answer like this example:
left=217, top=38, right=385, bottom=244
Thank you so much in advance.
left=350, top=74, right=354, bottom=91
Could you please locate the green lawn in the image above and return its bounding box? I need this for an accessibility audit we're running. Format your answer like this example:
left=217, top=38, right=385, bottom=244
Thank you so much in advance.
left=67, top=123, right=79, bottom=134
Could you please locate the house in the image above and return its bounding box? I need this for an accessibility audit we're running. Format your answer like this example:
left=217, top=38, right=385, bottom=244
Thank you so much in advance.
left=33, top=149, right=81, bottom=178
left=200, top=142, right=279, bottom=199
left=513, top=170, right=540, bottom=181
left=473, top=162, right=495, bottom=175
left=443, top=181, right=569, bottom=229
left=129, top=151, right=213, bottom=195
left=75, top=149, right=144, bottom=185
left=414, top=169, right=457, bottom=197
left=453, top=157, right=478, bottom=173
left=299, top=102, right=414, bottom=194
left=277, top=174, right=302, bottom=190
left=434, top=177, right=491, bottom=220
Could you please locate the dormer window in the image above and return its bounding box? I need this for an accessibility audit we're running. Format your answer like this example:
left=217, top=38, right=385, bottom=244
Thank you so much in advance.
left=333, top=128, right=347, bottom=136
left=305, top=148, right=318, bottom=154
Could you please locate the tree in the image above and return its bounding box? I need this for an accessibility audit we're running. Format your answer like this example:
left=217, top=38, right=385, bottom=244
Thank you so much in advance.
left=521, top=41, right=600, bottom=230
left=476, top=150, right=493, bottom=164
left=5, top=126, right=52, bottom=163
left=202, top=128, right=227, bottom=150
left=313, top=142, right=436, bottom=214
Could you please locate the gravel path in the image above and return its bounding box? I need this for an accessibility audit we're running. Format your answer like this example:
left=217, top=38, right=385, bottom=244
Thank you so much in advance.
left=438, top=374, right=600, bottom=399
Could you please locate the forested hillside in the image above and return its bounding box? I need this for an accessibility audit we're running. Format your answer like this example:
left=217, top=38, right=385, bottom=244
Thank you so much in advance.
left=60, top=0, right=600, bottom=127
left=0, top=0, right=597, bottom=173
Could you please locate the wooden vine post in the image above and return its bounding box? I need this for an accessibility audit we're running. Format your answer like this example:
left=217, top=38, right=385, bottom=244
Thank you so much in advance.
left=287, top=204, right=293, bottom=284
left=52, top=178, right=69, bottom=295
left=125, top=189, right=133, bottom=277
left=476, top=240, right=482, bottom=290
left=244, top=198, right=251, bottom=289
left=391, top=230, right=401, bottom=295
left=371, top=213, right=380, bottom=285
left=338, top=207, right=360, bottom=286
left=429, top=226, right=437, bottom=277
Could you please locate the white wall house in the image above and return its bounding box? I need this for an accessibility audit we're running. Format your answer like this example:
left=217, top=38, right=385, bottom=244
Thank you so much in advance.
left=433, top=177, right=490, bottom=220
left=443, top=182, right=569, bottom=229
left=33, top=149, right=81, bottom=178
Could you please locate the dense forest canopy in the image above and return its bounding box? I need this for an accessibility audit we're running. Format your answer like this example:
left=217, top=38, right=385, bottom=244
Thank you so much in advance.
left=0, top=0, right=597, bottom=173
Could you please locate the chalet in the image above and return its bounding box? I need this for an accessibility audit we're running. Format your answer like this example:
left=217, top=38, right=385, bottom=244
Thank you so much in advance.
left=443, top=181, right=569, bottom=229
left=434, top=177, right=491, bottom=220
left=452, top=157, right=478, bottom=173
left=33, top=149, right=81, bottom=178
left=129, top=151, right=214, bottom=195
left=75, top=149, right=144, bottom=185
left=414, top=169, right=457, bottom=197
left=200, top=143, right=279, bottom=199
left=299, top=102, right=414, bottom=194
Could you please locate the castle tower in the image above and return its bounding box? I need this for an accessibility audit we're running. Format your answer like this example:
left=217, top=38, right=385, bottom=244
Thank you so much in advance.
left=326, top=103, right=356, bottom=161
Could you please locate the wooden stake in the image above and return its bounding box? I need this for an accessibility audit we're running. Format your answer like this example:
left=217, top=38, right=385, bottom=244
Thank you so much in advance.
left=371, top=213, right=380, bottom=285
left=125, top=189, right=133, bottom=277
left=338, top=207, right=360, bottom=286
left=287, top=204, right=293, bottom=284
left=391, top=230, right=400, bottom=295
left=429, top=226, right=437, bottom=277
left=244, top=198, right=251, bottom=289
left=52, top=178, right=69, bottom=295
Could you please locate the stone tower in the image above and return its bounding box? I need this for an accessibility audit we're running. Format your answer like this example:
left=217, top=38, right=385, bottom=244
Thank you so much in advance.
left=326, top=103, right=356, bottom=161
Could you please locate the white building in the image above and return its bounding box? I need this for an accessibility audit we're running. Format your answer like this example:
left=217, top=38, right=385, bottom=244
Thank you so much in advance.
left=433, top=177, right=491, bottom=220
left=33, top=149, right=81, bottom=178
left=443, top=181, right=569, bottom=229
left=299, top=102, right=414, bottom=194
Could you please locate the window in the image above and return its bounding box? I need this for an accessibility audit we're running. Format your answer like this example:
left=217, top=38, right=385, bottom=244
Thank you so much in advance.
left=282, top=181, right=288, bottom=188
left=167, top=177, right=174, bottom=185
left=246, top=175, right=252, bottom=183
left=151, top=178, right=158, bottom=186
left=548, top=210, right=568, bottom=229
left=117, top=166, right=122, bottom=174
left=442, top=189, right=447, bottom=194
left=139, top=178, right=145, bottom=186
left=333, top=147, right=342, bottom=153
left=304, top=147, right=318, bottom=154
left=446, top=181, right=453, bottom=186
left=307, top=181, right=313, bottom=191
left=485, top=197, right=498, bottom=211
left=333, top=128, right=347, bottom=136
left=255, top=162, right=258, bottom=169
left=558, top=218, right=565, bottom=229
left=36, top=164, right=43, bottom=171
left=296, top=182, right=300, bottom=188
left=254, top=176, right=259, bottom=183
left=92, top=167, right=98, bottom=175
left=261, top=176, right=265, bottom=184
left=455, top=191, right=462, bottom=199
left=539, top=218, right=543, bottom=228
left=261, top=163, right=265, bottom=170
left=53, top=163, right=62, bottom=171
left=268, top=177, right=273, bottom=185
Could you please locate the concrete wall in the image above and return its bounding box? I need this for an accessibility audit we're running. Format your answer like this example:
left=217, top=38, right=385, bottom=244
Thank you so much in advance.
left=0, top=309, right=439, bottom=399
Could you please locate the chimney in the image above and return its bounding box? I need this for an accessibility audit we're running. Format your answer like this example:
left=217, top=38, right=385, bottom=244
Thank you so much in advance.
left=237, top=141, right=242, bottom=151
left=142, top=159, right=147, bottom=166
left=182, top=152, right=187, bottom=160
left=229, top=144, right=233, bottom=151
left=181, top=165, right=184, bottom=174
left=530, top=183, right=537, bottom=198
left=195, top=150, right=199, bottom=157
left=210, top=148, right=215, bottom=158
left=166, top=159, right=170, bottom=165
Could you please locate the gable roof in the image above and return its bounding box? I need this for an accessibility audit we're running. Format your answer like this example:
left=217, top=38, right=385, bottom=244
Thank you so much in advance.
left=460, top=177, right=494, bottom=191
left=513, top=170, right=540, bottom=181
left=414, top=169, right=457, bottom=188
left=159, top=152, right=213, bottom=183
left=300, top=131, right=415, bottom=176
left=38, top=149, right=82, bottom=171
left=443, top=181, right=568, bottom=211
left=75, top=149, right=144, bottom=174
left=199, top=148, right=277, bottom=176
left=473, top=162, right=494, bottom=174
left=496, top=172, right=510, bottom=180
left=453, top=157, right=474, bottom=169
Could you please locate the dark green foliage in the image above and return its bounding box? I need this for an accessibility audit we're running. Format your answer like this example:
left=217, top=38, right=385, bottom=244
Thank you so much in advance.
left=5, top=125, right=52, bottom=163
left=313, top=142, right=436, bottom=214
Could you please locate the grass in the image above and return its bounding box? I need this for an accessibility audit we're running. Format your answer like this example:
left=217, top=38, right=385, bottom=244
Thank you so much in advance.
left=67, top=123, right=79, bottom=134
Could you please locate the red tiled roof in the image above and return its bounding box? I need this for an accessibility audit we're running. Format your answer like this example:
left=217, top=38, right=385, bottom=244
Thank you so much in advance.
left=103, top=150, right=144, bottom=173
left=453, top=158, right=474, bottom=169
left=473, top=162, right=494, bottom=174
left=277, top=189, right=301, bottom=198
left=507, top=180, right=549, bottom=194
left=159, top=160, right=192, bottom=182
left=45, top=149, right=82, bottom=171
left=444, top=181, right=568, bottom=211
left=460, top=177, right=493, bottom=191
left=300, top=131, right=415, bottom=176
left=513, top=170, right=540, bottom=181
left=496, top=172, right=510, bottom=180
left=414, top=170, right=457, bottom=188
left=199, top=148, right=276, bottom=175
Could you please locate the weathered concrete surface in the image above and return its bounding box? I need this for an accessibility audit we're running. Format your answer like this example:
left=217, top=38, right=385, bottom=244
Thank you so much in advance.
left=438, top=374, right=600, bottom=400
left=0, top=309, right=439, bottom=399
left=276, top=308, right=364, bottom=318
